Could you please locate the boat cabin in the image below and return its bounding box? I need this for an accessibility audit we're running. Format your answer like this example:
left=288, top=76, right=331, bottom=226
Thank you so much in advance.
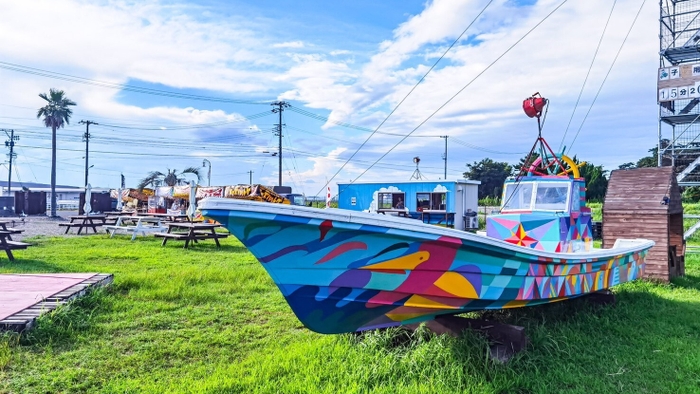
left=486, top=176, right=592, bottom=253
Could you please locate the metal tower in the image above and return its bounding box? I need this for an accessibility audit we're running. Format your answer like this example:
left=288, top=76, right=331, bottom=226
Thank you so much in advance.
left=659, top=0, right=700, bottom=185
left=410, top=156, right=426, bottom=180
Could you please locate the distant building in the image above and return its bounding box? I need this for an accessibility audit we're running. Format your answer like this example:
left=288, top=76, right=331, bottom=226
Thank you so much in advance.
left=337, top=180, right=480, bottom=231
left=0, top=181, right=110, bottom=210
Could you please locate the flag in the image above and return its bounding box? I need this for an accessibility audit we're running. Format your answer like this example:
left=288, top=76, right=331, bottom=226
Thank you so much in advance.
left=121, top=174, right=125, bottom=188
left=326, top=186, right=331, bottom=208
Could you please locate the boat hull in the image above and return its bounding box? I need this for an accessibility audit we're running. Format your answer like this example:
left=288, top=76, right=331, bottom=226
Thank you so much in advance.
left=200, top=199, right=653, bottom=334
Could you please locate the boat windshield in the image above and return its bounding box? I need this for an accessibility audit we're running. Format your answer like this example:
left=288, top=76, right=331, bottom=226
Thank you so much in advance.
left=501, top=181, right=571, bottom=212
left=502, top=182, right=533, bottom=211
left=533, top=182, right=569, bottom=211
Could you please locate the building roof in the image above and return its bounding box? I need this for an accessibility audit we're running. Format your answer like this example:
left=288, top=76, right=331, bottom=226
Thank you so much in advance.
left=0, top=181, right=79, bottom=190
left=604, top=167, right=682, bottom=214
left=337, top=179, right=481, bottom=186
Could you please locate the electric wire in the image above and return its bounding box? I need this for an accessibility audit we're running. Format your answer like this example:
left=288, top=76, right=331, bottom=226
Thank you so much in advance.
left=559, top=0, right=617, bottom=151
left=567, top=0, right=646, bottom=153
left=0, top=62, right=272, bottom=105
left=331, top=0, right=570, bottom=198
left=451, top=137, right=527, bottom=155
left=314, top=0, right=495, bottom=196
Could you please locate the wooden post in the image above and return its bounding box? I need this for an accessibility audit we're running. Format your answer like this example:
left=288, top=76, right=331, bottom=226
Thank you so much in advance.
left=406, top=315, right=528, bottom=363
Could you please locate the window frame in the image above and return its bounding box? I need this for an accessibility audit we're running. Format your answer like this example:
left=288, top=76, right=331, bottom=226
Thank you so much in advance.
left=501, top=181, right=572, bottom=213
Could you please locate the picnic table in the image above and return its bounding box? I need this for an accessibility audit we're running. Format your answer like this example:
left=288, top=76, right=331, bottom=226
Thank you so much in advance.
left=104, top=216, right=167, bottom=240
left=154, top=222, right=229, bottom=248
left=0, top=220, right=25, bottom=240
left=58, top=215, right=107, bottom=234
left=104, top=211, right=135, bottom=225
left=103, top=211, right=134, bottom=216
left=146, top=212, right=191, bottom=222
left=0, top=230, right=30, bottom=261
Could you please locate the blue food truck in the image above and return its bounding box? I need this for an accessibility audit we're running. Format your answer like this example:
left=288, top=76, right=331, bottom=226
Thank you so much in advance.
left=337, top=180, right=480, bottom=231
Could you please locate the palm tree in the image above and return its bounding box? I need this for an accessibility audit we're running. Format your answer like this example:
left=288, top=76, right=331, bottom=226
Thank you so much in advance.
left=137, top=167, right=203, bottom=190
left=37, top=89, right=76, bottom=217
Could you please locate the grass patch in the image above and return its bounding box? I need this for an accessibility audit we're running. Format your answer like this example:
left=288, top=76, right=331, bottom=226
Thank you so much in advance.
left=0, top=234, right=699, bottom=393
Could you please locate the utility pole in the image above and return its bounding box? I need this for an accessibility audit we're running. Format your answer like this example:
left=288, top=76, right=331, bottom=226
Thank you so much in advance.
left=2, top=129, right=18, bottom=197
left=440, top=135, right=448, bottom=180
left=248, top=170, right=254, bottom=184
left=79, top=120, right=98, bottom=187
left=202, top=159, right=211, bottom=186
left=271, top=101, right=290, bottom=187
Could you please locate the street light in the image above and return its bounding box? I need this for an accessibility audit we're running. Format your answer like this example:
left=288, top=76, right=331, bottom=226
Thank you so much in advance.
left=202, top=159, right=211, bottom=186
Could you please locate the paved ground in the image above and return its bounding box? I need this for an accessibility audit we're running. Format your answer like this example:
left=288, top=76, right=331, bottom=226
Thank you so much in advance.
left=5, top=211, right=79, bottom=241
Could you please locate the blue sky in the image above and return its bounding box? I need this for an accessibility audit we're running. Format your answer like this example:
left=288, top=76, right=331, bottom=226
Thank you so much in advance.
left=0, top=0, right=659, bottom=197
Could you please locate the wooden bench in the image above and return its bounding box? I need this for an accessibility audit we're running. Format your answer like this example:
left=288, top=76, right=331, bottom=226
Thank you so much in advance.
left=59, top=215, right=107, bottom=234
left=0, top=239, right=30, bottom=261
left=58, top=223, right=84, bottom=229
left=156, top=232, right=229, bottom=239
left=155, top=223, right=228, bottom=248
left=59, top=222, right=105, bottom=234
left=1, top=227, right=24, bottom=241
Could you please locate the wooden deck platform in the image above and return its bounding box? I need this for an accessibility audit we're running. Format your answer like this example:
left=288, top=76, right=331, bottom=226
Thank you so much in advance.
left=0, top=273, right=113, bottom=332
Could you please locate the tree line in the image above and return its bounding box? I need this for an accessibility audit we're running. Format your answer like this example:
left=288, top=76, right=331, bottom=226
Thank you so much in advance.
left=462, top=145, right=663, bottom=203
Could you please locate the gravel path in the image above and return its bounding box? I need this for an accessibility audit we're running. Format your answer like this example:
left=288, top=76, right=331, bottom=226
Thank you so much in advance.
left=5, top=211, right=81, bottom=241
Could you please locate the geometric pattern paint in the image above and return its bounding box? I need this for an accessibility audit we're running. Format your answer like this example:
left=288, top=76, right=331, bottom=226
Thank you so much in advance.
left=487, top=177, right=592, bottom=253
left=202, top=200, right=652, bottom=335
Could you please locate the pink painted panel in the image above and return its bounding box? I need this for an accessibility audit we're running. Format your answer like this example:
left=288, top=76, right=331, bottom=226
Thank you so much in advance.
left=0, top=273, right=97, bottom=320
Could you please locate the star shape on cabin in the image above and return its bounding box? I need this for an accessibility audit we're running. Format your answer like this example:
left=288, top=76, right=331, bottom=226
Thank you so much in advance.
left=505, top=223, right=538, bottom=247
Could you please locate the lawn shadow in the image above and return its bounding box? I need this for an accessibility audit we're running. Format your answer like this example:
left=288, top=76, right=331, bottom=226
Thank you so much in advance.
left=670, top=272, right=700, bottom=290
left=0, top=258, right=68, bottom=273
left=177, top=244, right=249, bottom=254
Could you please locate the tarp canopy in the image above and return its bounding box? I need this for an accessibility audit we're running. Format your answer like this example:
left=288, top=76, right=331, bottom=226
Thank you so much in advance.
left=110, top=184, right=291, bottom=205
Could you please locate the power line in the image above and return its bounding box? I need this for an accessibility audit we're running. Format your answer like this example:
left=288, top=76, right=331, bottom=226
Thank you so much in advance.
left=329, top=0, right=569, bottom=198
left=559, top=0, right=617, bottom=151
left=312, top=1, right=497, bottom=197
left=0, top=61, right=271, bottom=105
left=567, top=0, right=646, bottom=153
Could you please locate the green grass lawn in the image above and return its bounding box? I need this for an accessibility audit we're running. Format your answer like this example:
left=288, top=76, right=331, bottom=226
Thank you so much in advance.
left=1, top=234, right=700, bottom=393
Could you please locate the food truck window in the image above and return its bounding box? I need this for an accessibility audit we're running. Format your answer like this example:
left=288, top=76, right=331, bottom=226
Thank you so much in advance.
left=416, top=193, right=430, bottom=211
left=378, top=193, right=393, bottom=209
left=431, top=193, right=446, bottom=210
left=392, top=193, right=405, bottom=209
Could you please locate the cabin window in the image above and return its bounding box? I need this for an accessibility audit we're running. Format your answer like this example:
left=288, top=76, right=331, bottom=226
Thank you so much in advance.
left=416, top=193, right=430, bottom=211
left=431, top=193, right=446, bottom=210
left=377, top=192, right=405, bottom=209
left=533, top=182, right=570, bottom=211
left=502, top=183, right=533, bottom=211
left=570, top=185, right=581, bottom=212
left=415, top=192, right=446, bottom=211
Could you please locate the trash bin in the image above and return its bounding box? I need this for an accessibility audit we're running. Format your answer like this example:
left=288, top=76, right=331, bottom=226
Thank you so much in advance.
left=0, top=196, right=14, bottom=217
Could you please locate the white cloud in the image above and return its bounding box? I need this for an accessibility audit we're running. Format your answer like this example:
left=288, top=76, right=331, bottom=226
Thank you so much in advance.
left=0, top=0, right=664, bottom=192
left=273, top=41, right=306, bottom=48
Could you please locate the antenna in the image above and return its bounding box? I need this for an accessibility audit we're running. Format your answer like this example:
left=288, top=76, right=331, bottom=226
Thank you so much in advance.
left=410, top=156, right=425, bottom=180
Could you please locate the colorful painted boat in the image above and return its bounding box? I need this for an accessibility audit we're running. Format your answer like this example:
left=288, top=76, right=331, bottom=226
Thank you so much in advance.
left=199, top=195, right=653, bottom=334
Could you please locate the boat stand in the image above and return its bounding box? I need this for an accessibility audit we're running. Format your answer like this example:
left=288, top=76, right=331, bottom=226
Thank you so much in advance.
left=579, top=289, right=616, bottom=306
left=406, top=315, right=528, bottom=363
